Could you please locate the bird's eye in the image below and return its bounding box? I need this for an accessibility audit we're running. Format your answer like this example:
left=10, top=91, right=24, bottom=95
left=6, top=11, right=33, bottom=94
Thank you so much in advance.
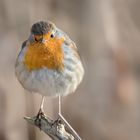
left=34, top=37, right=38, bottom=41
left=50, top=34, right=54, bottom=38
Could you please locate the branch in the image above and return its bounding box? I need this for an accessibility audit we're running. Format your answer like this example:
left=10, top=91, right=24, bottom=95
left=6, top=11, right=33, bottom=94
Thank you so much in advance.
left=24, top=113, right=80, bottom=140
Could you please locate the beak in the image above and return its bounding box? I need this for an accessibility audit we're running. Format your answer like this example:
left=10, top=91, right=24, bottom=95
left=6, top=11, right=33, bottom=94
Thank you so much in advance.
left=41, top=38, right=46, bottom=44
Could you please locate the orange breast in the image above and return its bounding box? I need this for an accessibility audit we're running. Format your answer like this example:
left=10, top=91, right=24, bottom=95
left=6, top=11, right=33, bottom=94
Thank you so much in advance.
left=24, top=34, right=64, bottom=71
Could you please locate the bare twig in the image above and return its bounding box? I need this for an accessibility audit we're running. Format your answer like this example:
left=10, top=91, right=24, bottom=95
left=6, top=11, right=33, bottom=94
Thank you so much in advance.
left=58, top=113, right=82, bottom=140
left=24, top=113, right=81, bottom=140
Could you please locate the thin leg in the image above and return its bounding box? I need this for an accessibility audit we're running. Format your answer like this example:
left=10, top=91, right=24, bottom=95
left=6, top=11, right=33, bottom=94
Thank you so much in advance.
left=58, top=95, right=81, bottom=140
left=37, top=96, right=45, bottom=117
left=40, top=96, right=45, bottom=111
left=58, top=95, right=61, bottom=114
left=36, top=96, right=45, bottom=129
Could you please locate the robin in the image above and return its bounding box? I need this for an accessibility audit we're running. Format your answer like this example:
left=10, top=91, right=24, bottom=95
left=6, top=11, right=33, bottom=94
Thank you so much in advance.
left=15, top=21, right=84, bottom=117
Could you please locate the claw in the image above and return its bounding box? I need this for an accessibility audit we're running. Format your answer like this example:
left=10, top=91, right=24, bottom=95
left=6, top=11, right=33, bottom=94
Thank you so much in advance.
left=51, top=117, right=62, bottom=127
left=37, top=108, right=45, bottom=118
left=35, top=108, right=45, bottom=130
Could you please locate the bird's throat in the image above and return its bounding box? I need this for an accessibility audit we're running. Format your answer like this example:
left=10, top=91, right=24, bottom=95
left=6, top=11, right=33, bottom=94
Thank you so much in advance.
left=24, top=37, right=64, bottom=71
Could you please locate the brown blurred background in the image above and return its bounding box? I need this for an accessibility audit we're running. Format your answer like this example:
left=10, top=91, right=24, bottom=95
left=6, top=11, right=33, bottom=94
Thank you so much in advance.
left=0, top=0, right=140, bottom=140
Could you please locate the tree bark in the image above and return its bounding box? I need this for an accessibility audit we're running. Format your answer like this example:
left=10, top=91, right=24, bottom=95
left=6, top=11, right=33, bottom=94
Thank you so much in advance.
left=24, top=113, right=81, bottom=140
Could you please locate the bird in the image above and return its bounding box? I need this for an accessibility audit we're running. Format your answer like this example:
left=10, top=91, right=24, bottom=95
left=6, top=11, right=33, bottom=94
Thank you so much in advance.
left=15, top=21, right=84, bottom=118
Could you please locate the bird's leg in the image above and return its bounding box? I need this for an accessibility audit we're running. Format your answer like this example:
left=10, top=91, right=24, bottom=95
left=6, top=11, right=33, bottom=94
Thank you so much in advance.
left=40, top=96, right=45, bottom=112
left=58, top=95, right=82, bottom=140
left=58, top=95, right=61, bottom=115
left=37, top=96, right=45, bottom=118
left=35, top=96, right=45, bottom=129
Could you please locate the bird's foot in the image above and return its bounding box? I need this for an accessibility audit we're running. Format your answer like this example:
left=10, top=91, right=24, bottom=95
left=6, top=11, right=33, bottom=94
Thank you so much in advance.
left=37, top=108, right=45, bottom=118
left=35, top=108, right=45, bottom=130
left=52, top=117, right=62, bottom=126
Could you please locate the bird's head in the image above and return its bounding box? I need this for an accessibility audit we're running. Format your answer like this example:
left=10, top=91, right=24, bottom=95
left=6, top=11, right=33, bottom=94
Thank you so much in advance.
left=31, top=21, right=57, bottom=43
left=24, top=21, right=65, bottom=71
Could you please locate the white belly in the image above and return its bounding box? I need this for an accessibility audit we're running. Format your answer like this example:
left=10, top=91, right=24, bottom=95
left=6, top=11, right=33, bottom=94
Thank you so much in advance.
left=16, top=64, right=77, bottom=97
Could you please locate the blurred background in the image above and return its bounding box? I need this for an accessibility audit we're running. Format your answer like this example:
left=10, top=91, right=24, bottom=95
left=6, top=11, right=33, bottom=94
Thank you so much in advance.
left=0, top=0, right=140, bottom=140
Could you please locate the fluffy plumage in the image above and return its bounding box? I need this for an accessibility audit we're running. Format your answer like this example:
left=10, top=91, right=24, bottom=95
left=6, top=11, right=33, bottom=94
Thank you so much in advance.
left=15, top=21, right=84, bottom=97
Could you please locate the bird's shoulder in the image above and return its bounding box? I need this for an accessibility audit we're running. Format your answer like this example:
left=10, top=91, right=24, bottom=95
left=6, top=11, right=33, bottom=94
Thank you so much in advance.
left=21, top=40, right=28, bottom=49
left=59, top=30, right=80, bottom=60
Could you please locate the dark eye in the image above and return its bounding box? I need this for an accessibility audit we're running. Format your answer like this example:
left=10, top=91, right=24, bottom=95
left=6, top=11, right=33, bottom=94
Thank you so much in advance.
left=50, top=34, right=54, bottom=38
left=34, top=37, right=38, bottom=41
